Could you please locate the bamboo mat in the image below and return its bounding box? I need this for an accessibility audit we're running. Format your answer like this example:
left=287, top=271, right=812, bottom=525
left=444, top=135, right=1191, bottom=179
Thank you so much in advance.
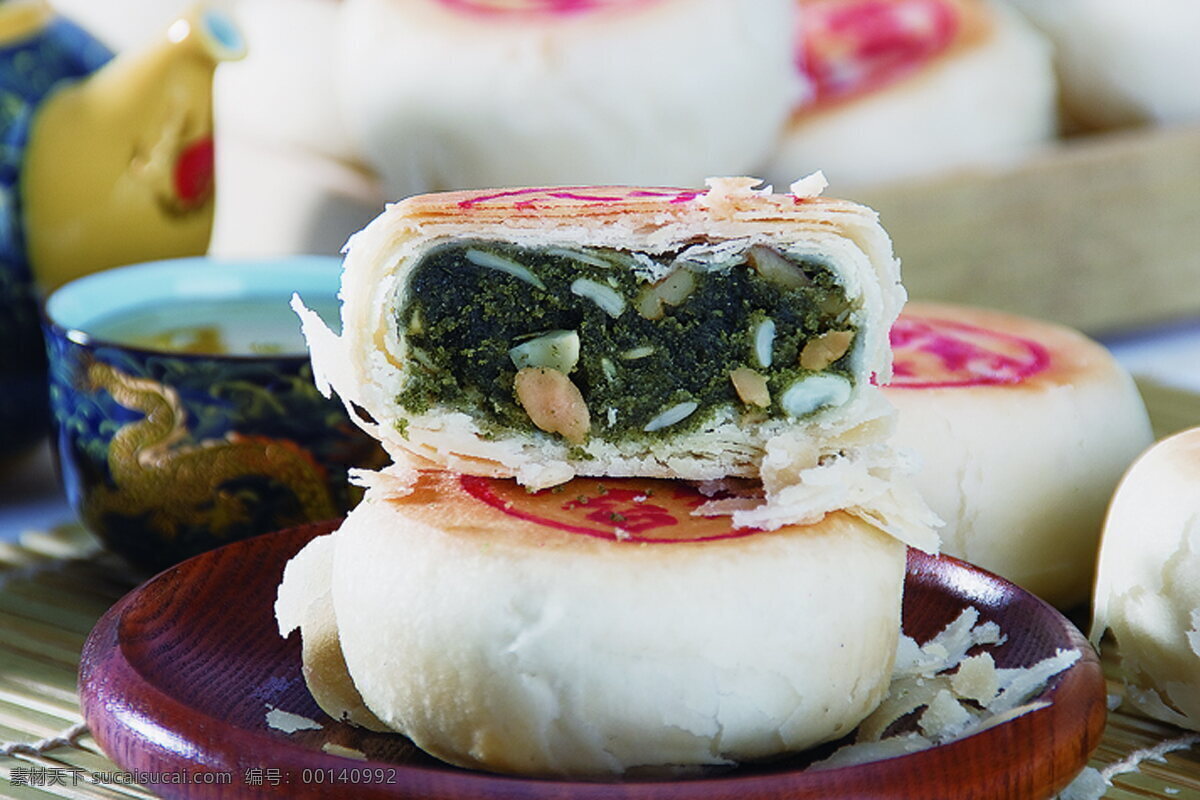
left=0, top=379, right=1197, bottom=800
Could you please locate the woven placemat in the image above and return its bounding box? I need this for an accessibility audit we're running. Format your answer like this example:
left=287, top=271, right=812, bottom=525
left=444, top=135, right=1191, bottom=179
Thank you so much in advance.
left=0, top=380, right=1196, bottom=799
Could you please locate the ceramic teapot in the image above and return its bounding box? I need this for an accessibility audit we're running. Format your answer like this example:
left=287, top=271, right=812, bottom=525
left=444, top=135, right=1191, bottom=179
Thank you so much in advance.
left=0, top=0, right=243, bottom=461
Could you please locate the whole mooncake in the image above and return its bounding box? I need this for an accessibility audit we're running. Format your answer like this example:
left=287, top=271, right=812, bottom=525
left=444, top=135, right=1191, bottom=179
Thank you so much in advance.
left=883, top=302, right=1152, bottom=608
left=1002, top=0, right=1200, bottom=129
left=278, top=472, right=908, bottom=777
left=1091, top=428, right=1200, bottom=730
left=337, top=0, right=800, bottom=196
left=764, top=0, right=1056, bottom=189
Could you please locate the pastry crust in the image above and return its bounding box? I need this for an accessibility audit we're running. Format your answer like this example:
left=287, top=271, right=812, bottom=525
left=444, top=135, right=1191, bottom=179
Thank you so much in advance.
left=274, top=533, right=389, bottom=732
left=297, top=176, right=937, bottom=547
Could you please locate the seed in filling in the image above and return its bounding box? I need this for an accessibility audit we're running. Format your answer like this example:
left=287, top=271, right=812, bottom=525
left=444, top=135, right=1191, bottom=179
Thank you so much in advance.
left=513, top=367, right=590, bottom=443
left=730, top=367, right=771, bottom=407
left=396, top=240, right=858, bottom=443
left=800, top=330, right=855, bottom=370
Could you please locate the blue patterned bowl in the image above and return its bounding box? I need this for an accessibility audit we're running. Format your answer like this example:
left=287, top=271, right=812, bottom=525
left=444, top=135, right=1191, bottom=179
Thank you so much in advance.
left=43, top=256, right=384, bottom=571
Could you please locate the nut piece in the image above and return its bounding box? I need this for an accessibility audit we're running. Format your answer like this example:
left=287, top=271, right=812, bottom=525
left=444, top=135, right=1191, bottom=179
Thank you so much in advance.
left=635, top=286, right=664, bottom=320
left=747, top=245, right=811, bottom=290
left=753, top=318, right=776, bottom=368
left=799, top=330, right=854, bottom=370
left=643, top=401, right=698, bottom=432
left=655, top=269, right=696, bottom=306
left=514, top=367, right=590, bottom=444
left=780, top=374, right=852, bottom=418
left=465, top=248, right=546, bottom=290
left=509, top=330, right=580, bottom=374
left=635, top=269, right=696, bottom=320
left=571, top=278, right=626, bottom=318
left=730, top=367, right=770, bottom=407
left=620, top=345, right=656, bottom=360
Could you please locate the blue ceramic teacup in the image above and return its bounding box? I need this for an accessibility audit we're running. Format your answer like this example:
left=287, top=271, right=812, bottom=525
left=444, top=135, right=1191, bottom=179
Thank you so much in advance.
left=43, top=256, right=384, bottom=571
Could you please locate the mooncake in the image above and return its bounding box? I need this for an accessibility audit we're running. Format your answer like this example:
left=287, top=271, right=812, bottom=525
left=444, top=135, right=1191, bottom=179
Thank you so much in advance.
left=210, top=0, right=382, bottom=258
left=336, top=0, right=799, bottom=195
left=764, top=0, right=1056, bottom=188
left=1002, top=0, right=1200, bottom=128
left=297, top=176, right=937, bottom=547
left=274, top=531, right=388, bottom=733
left=883, top=302, right=1152, bottom=608
left=278, top=471, right=907, bottom=777
left=1091, top=428, right=1200, bottom=730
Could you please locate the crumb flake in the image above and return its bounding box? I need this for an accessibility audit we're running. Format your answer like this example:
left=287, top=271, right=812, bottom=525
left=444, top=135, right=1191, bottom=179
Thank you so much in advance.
left=265, top=705, right=323, bottom=734
left=789, top=172, right=829, bottom=199
left=822, top=605, right=1081, bottom=767
left=322, top=742, right=368, bottom=760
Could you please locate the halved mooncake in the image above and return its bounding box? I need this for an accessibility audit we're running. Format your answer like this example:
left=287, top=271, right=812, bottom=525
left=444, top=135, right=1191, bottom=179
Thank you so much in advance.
left=297, top=176, right=936, bottom=545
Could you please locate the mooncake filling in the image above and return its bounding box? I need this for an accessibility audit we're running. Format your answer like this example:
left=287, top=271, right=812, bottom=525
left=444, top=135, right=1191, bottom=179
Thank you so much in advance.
left=395, top=239, right=859, bottom=444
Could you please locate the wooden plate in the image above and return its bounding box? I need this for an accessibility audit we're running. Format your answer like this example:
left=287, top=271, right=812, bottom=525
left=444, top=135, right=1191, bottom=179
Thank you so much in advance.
left=80, top=521, right=1106, bottom=799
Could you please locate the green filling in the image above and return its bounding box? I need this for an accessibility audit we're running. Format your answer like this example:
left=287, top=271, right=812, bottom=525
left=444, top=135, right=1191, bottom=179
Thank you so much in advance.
left=396, top=240, right=857, bottom=442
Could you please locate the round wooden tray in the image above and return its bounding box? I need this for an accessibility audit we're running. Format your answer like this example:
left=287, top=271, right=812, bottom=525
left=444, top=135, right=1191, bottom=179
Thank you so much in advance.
left=79, top=521, right=1106, bottom=799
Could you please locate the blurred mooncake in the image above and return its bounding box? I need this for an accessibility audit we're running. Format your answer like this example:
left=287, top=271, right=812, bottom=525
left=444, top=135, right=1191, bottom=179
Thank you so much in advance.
left=1002, top=0, right=1200, bottom=129
left=764, top=0, right=1057, bottom=188
left=336, top=0, right=801, bottom=195
left=1091, top=427, right=1200, bottom=729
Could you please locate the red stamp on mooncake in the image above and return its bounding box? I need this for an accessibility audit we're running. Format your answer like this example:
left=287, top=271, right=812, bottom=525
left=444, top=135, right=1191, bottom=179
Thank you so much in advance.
left=434, top=0, right=653, bottom=18
left=798, top=0, right=960, bottom=105
left=457, top=186, right=701, bottom=210
left=889, top=314, right=1050, bottom=389
left=460, top=475, right=760, bottom=543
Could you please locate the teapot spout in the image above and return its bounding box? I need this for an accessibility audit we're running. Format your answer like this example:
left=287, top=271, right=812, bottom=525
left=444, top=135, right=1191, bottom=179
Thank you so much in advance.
left=164, top=4, right=247, bottom=66
left=23, top=4, right=246, bottom=290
